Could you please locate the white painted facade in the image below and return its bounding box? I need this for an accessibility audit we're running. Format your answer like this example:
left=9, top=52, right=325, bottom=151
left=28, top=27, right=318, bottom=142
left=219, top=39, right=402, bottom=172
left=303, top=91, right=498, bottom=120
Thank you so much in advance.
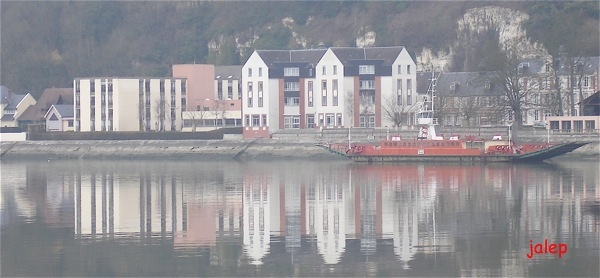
left=241, top=53, right=270, bottom=131
left=75, top=78, right=186, bottom=132
left=241, top=47, right=418, bottom=136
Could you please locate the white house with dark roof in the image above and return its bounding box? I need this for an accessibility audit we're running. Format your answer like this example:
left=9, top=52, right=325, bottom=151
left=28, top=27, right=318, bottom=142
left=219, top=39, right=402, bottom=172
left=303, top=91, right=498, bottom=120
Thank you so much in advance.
left=0, top=86, right=36, bottom=128
left=241, top=46, right=417, bottom=138
left=45, top=104, right=74, bottom=131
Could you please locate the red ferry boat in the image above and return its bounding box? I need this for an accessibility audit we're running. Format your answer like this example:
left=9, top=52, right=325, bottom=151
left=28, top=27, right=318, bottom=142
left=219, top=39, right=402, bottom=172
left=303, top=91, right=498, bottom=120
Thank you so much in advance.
left=321, top=72, right=588, bottom=163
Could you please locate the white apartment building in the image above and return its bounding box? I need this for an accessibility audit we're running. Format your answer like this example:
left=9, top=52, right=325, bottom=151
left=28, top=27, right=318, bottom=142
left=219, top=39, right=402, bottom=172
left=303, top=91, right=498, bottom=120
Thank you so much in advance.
left=74, top=78, right=186, bottom=132
left=241, top=46, right=417, bottom=138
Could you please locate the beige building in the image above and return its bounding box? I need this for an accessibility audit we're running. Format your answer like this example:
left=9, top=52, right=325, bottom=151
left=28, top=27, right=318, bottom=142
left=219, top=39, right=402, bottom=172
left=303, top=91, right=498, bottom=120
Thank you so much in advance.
left=74, top=78, right=186, bottom=132
left=173, top=64, right=243, bottom=131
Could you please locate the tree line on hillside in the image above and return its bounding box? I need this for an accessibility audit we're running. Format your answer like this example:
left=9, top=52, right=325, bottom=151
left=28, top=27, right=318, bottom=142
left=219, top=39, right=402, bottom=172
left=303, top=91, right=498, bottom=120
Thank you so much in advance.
left=0, top=1, right=597, bottom=99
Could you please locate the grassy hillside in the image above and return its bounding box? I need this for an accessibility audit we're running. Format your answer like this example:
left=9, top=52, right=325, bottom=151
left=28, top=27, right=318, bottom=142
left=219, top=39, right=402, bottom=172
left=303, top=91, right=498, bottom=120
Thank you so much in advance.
left=1, top=1, right=597, bottom=98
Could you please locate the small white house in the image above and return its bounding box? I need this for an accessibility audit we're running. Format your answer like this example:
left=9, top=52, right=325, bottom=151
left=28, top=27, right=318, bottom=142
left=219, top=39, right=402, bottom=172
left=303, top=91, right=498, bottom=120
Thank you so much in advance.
left=45, top=104, right=74, bottom=131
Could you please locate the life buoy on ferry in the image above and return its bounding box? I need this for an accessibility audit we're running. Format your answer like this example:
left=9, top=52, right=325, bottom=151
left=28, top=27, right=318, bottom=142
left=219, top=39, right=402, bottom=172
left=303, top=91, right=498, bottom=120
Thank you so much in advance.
left=496, top=145, right=501, bottom=150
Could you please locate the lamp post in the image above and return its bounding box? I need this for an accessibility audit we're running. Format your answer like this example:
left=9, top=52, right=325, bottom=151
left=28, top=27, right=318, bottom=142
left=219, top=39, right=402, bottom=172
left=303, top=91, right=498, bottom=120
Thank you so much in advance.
left=545, top=113, right=550, bottom=143
left=508, top=123, right=513, bottom=147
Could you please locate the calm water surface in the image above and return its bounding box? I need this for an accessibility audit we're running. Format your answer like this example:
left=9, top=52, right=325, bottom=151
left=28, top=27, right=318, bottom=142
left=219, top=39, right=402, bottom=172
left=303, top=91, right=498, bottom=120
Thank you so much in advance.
left=1, top=160, right=599, bottom=277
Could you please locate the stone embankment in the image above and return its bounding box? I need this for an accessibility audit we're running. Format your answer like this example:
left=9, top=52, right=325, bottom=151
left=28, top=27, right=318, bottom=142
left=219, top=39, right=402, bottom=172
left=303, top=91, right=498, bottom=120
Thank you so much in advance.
left=0, top=139, right=349, bottom=161
left=1, top=137, right=597, bottom=161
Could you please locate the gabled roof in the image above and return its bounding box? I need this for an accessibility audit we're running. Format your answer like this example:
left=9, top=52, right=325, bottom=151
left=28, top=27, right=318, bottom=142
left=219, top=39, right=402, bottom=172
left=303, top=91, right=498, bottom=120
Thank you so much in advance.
left=330, top=46, right=405, bottom=66
left=256, top=49, right=327, bottom=67
left=256, top=50, right=292, bottom=67
left=4, top=94, right=26, bottom=110
left=290, top=49, right=327, bottom=65
left=18, top=88, right=72, bottom=121
left=436, top=72, right=501, bottom=97
left=54, top=105, right=74, bottom=118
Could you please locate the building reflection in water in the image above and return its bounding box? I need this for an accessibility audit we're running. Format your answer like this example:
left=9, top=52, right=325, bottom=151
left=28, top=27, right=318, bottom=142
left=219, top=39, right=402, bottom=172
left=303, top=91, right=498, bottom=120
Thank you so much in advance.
left=1, top=160, right=599, bottom=276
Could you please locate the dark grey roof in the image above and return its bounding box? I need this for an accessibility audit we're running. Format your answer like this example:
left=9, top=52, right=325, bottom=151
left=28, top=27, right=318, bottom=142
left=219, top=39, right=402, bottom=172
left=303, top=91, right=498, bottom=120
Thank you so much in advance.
left=416, top=71, right=441, bottom=95
left=436, top=72, right=501, bottom=97
left=256, top=50, right=292, bottom=67
left=256, top=49, right=327, bottom=67
left=1, top=114, right=15, bottom=121
left=330, top=48, right=367, bottom=66
left=517, top=58, right=547, bottom=76
left=52, top=105, right=74, bottom=118
left=290, top=49, right=327, bottom=65
left=215, top=65, right=242, bottom=79
left=556, top=56, right=600, bottom=75
left=4, top=94, right=26, bottom=110
left=365, top=47, right=404, bottom=66
left=0, top=86, right=10, bottom=104
left=330, top=46, right=404, bottom=66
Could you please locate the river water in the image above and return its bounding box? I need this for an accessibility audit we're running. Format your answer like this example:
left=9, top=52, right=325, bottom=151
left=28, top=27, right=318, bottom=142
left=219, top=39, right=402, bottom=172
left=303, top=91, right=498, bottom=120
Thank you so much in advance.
left=1, top=160, right=599, bottom=277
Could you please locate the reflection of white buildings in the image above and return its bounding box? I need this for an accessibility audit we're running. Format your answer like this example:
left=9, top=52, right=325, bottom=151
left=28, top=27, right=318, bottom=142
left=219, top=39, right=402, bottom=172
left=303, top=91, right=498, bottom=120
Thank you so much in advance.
left=242, top=173, right=270, bottom=265
left=310, top=174, right=346, bottom=265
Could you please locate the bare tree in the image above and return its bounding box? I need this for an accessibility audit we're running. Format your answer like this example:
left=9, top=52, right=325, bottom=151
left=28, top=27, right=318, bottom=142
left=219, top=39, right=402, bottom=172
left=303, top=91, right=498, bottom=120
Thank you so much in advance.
left=212, top=99, right=228, bottom=128
left=345, top=90, right=354, bottom=126
left=183, top=105, right=208, bottom=132
left=153, top=98, right=166, bottom=131
left=381, top=93, right=416, bottom=129
left=457, top=96, right=479, bottom=127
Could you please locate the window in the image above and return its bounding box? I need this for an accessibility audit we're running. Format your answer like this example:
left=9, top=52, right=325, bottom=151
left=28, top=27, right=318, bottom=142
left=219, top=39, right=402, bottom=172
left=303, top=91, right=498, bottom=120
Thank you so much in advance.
left=90, top=80, right=96, bottom=93
left=337, top=114, right=342, bottom=127
left=284, top=67, right=299, bottom=77
left=228, top=82, right=233, bottom=99
left=284, top=115, right=300, bottom=129
left=258, top=82, right=263, bottom=107
left=326, top=114, right=335, bottom=127
left=171, top=80, right=176, bottom=93
left=359, top=65, right=375, bottom=74
left=359, top=115, right=375, bottom=128
left=407, top=65, right=411, bottom=74
left=75, top=81, right=80, bottom=93
left=160, top=80, right=165, bottom=93
left=247, top=82, right=253, bottom=107
left=90, top=96, right=95, bottom=106
left=397, top=65, right=402, bottom=74
left=259, top=67, right=263, bottom=77
left=248, top=68, right=252, bottom=77
left=333, top=65, right=337, bottom=75
left=584, top=76, right=589, bottom=87
left=406, top=79, right=412, bottom=105
left=359, top=80, right=375, bottom=89
left=307, top=115, right=315, bottom=128
left=145, top=80, right=150, bottom=92
left=262, top=114, right=267, bottom=126
left=322, top=66, right=326, bottom=75
left=245, top=115, right=250, bottom=126
left=545, top=63, right=551, bottom=72
left=252, top=115, right=260, bottom=127
left=101, top=80, right=106, bottom=92
left=397, top=79, right=402, bottom=105
left=322, top=80, right=327, bottom=106
left=75, top=93, right=80, bottom=106
left=284, top=97, right=300, bottom=106
left=332, top=80, right=338, bottom=106
left=308, top=81, right=314, bottom=107
left=218, top=81, right=223, bottom=99
left=284, top=82, right=299, bottom=91
left=181, top=81, right=186, bottom=95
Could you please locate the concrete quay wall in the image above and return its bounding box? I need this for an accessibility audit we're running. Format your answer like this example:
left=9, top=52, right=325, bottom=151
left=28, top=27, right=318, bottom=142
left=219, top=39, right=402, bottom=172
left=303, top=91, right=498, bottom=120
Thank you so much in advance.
left=1, top=138, right=597, bottom=161
left=0, top=140, right=348, bottom=161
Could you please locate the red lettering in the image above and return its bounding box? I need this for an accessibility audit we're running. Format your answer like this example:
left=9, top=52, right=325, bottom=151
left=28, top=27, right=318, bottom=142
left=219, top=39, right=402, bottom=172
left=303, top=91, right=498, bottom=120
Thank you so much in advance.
left=527, top=240, right=568, bottom=259
left=559, top=243, right=568, bottom=258
left=549, top=243, right=557, bottom=254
